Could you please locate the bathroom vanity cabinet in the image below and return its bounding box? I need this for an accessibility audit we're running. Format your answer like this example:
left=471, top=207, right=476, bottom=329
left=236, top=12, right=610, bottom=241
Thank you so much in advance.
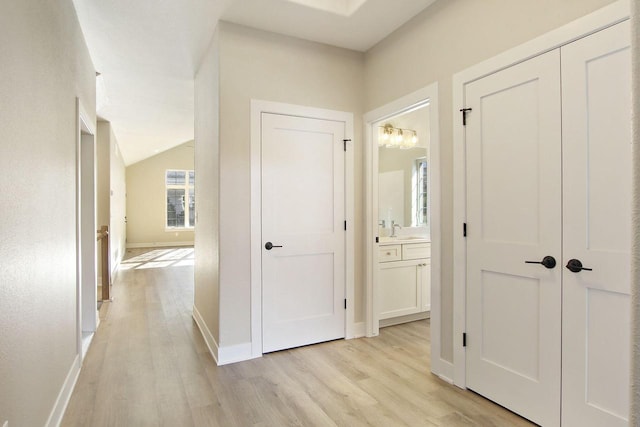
left=378, top=240, right=430, bottom=322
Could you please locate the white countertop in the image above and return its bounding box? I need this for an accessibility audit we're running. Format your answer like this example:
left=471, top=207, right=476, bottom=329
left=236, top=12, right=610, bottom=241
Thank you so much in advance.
left=379, top=236, right=430, bottom=245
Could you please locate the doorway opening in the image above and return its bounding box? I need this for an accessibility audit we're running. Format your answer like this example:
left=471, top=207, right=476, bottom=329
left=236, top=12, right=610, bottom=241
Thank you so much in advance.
left=76, top=99, right=97, bottom=359
left=364, top=82, right=444, bottom=375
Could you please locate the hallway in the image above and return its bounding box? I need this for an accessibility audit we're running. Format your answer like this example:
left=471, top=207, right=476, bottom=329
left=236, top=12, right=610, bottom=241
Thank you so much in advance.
left=62, top=248, right=532, bottom=427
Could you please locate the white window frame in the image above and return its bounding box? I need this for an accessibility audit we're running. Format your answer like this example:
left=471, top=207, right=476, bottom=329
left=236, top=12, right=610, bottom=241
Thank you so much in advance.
left=413, top=157, right=429, bottom=227
left=165, top=169, right=194, bottom=230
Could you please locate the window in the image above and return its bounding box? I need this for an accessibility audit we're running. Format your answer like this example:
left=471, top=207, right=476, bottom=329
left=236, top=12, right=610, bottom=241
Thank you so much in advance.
left=415, top=159, right=428, bottom=226
left=166, top=170, right=195, bottom=229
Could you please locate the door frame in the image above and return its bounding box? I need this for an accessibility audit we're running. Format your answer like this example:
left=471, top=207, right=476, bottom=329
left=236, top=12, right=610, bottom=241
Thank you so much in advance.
left=250, top=100, right=355, bottom=359
left=363, top=82, right=443, bottom=374
left=75, top=98, right=97, bottom=360
left=452, top=0, right=629, bottom=388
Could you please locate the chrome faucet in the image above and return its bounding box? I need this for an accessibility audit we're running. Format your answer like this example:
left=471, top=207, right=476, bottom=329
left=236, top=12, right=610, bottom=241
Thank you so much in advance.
left=391, top=222, right=402, bottom=237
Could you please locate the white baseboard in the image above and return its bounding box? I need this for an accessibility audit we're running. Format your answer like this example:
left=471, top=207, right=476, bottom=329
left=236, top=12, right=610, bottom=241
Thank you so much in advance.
left=192, top=305, right=219, bottom=364
left=218, top=342, right=258, bottom=365
left=434, top=359, right=455, bottom=385
left=379, top=312, right=430, bottom=328
left=192, top=306, right=259, bottom=366
left=126, top=241, right=194, bottom=249
left=351, top=322, right=366, bottom=338
left=45, top=354, right=81, bottom=427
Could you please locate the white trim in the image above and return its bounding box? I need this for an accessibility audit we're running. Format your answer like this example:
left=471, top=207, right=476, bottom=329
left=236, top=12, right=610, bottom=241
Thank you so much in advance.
left=45, top=354, right=81, bottom=427
left=250, top=99, right=355, bottom=359
left=363, top=82, right=442, bottom=375
left=125, top=241, right=194, bottom=249
left=218, top=342, right=257, bottom=365
left=436, top=360, right=454, bottom=385
left=81, top=332, right=95, bottom=359
left=451, top=0, right=630, bottom=389
left=379, top=311, right=429, bottom=328
left=192, top=305, right=219, bottom=364
left=75, top=98, right=96, bottom=362
left=352, top=321, right=366, bottom=338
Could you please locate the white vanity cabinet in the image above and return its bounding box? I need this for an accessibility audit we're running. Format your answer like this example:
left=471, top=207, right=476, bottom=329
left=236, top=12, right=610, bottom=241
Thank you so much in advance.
left=378, top=241, right=431, bottom=320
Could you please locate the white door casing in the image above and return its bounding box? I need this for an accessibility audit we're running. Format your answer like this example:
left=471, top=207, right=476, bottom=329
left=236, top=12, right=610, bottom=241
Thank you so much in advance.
left=261, top=112, right=346, bottom=353
left=464, top=50, right=563, bottom=427
left=561, top=21, right=631, bottom=426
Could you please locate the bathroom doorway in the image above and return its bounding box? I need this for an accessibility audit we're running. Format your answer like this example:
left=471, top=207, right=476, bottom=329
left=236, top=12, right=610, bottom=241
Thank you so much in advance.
left=364, top=82, right=444, bottom=374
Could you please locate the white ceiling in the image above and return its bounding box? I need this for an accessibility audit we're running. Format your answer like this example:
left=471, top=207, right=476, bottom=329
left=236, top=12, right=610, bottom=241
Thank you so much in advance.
left=73, top=0, right=436, bottom=165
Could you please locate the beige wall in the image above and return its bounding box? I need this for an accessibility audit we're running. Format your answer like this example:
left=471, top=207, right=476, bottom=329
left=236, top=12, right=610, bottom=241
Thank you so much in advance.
left=364, top=0, right=617, bottom=363
left=109, top=123, right=127, bottom=269
left=217, top=22, right=365, bottom=347
left=0, top=1, right=96, bottom=425
left=96, top=121, right=127, bottom=275
left=97, top=122, right=111, bottom=234
left=194, top=29, right=221, bottom=345
left=126, top=141, right=195, bottom=247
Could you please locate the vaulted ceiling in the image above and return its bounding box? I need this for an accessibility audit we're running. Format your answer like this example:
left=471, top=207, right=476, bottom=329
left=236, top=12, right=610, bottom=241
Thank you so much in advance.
left=73, top=0, right=436, bottom=165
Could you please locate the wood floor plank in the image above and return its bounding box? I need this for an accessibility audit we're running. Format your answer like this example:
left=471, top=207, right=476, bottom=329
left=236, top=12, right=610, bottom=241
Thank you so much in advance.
left=62, top=247, right=535, bottom=427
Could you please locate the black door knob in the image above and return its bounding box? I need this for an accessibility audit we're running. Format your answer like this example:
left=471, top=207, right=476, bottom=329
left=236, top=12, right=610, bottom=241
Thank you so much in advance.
left=525, top=255, right=556, bottom=268
left=265, top=242, right=282, bottom=250
left=525, top=255, right=557, bottom=269
left=566, top=259, right=592, bottom=273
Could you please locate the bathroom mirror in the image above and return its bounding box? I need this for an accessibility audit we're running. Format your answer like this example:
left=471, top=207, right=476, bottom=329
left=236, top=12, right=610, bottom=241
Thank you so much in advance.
left=377, top=105, right=430, bottom=232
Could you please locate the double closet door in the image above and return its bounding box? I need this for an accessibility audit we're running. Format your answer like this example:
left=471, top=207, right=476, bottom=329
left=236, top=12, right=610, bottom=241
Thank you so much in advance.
left=465, top=21, right=630, bottom=427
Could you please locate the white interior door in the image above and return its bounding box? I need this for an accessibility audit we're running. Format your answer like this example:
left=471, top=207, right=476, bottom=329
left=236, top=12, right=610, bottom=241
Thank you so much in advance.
left=561, top=21, right=631, bottom=427
left=465, top=50, right=562, bottom=427
left=261, top=113, right=346, bottom=353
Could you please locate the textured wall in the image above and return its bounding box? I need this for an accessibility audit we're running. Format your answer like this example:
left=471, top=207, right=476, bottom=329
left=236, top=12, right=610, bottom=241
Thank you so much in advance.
left=630, top=0, right=640, bottom=423
left=194, top=29, right=221, bottom=345
left=0, top=1, right=96, bottom=425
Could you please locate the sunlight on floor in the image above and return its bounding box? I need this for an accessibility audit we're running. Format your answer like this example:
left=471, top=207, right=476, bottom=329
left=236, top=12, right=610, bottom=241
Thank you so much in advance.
left=121, top=247, right=194, bottom=270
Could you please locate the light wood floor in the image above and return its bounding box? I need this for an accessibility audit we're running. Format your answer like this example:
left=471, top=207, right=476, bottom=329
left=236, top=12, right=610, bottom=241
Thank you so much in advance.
left=62, top=247, right=534, bottom=427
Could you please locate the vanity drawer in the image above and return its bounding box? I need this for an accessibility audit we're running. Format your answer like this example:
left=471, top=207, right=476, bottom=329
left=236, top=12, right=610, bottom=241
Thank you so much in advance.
left=379, top=244, right=402, bottom=262
left=402, top=243, right=431, bottom=260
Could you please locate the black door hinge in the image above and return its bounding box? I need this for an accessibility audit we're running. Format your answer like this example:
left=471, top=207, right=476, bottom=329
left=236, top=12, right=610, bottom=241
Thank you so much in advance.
left=343, top=139, right=351, bottom=151
left=375, top=236, right=379, bottom=243
left=344, top=220, right=347, bottom=231
left=463, top=223, right=467, bottom=237
left=463, top=333, right=467, bottom=347
left=344, top=299, right=347, bottom=309
left=460, top=108, right=472, bottom=126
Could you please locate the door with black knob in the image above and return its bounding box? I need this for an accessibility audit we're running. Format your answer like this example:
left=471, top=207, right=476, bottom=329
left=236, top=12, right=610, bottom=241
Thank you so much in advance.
left=560, top=21, right=630, bottom=427
left=464, top=48, right=563, bottom=427
left=464, top=20, right=630, bottom=427
left=261, top=112, right=346, bottom=353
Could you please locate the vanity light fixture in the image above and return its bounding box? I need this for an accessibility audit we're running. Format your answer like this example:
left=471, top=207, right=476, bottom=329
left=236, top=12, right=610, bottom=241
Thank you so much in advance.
left=378, top=123, right=418, bottom=149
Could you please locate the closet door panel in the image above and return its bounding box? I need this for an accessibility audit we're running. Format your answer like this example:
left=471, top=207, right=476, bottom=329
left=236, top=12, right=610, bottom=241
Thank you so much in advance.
left=464, top=49, right=562, bottom=427
left=561, top=20, right=631, bottom=427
